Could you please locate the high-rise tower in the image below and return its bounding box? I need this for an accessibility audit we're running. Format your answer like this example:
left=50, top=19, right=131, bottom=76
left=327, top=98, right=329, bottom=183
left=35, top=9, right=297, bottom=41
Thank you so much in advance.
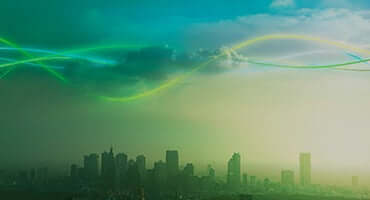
left=281, top=170, right=294, bottom=186
left=84, top=153, right=99, bottom=180
left=227, top=152, right=241, bottom=189
left=136, top=155, right=146, bottom=181
left=166, top=150, right=179, bottom=177
left=299, top=153, right=311, bottom=186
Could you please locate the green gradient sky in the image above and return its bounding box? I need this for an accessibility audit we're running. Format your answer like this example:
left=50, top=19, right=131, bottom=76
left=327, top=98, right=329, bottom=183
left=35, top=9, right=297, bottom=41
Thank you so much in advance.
left=1, top=0, right=370, bottom=186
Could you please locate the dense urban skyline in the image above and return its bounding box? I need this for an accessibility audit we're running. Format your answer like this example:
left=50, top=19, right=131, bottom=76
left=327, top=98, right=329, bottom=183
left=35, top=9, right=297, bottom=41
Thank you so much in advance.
left=4, top=147, right=364, bottom=188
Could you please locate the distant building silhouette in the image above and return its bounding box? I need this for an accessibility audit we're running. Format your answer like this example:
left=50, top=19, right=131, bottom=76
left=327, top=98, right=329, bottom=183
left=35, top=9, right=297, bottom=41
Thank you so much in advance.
left=30, top=168, right=36, bottom=184
left=84, top=153, right=99, bottom=180
left=101, top=147, right=116, bottom=188
left=281, top=170, right=294, bottom=186
left=208, top=165, right=215, bottom=179
left=136, top=155, right=146, bottom=182
left=166, top=150, right=179, bottom=177
left=127, top=159, right=141, bottom=191
left=299, top=153, right=311, bottom=186
left=263, top=178, right=270, bottom=187
left=242, top=173, right=248, bottom=185
left=70, top=164, right=79, bottom=180
left=116, top=153, right=128, bottom=183
left=250, top=176, right=256, bottom=185
left=36, top=167, right=48, bottom=185
left=154, top=160, right=167, bottom=185
left=227, top=153, right=241, bottom=189
left=183, top=163, right=194, bottom=176
left=352, top=176, right=359, bottom=187
left=115, top=153, right=128, bottom=188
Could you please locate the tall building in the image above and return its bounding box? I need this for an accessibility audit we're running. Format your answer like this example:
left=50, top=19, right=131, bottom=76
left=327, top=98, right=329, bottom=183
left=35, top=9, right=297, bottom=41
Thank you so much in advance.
left=250, top=176, right=256, bottom=185
left=30, top=168, right=36, bottom=184
left=70, top=164, right=79, bottom=179
left=116, top=153, right=128, bottom=176
left=352, top=176, right=359, bottom=187
left=166, top=150, right=179, bottom=177
left=154, top=160, right=167, bottom=184
left=84, top=153, right=99, bottom=180
left=183, top=163, right=194, bottom=176
left=116, top=153, right=128, bottom=187
left=126, top=159, right=140, bottom=190
left=281, top=170, right=294, bottom=186
left=242, top=173, right=248, bottom=185
left=101, top=147, right=116, bottom=188
left=263, top=178, right=270, bottom=187
left=136, top=155, right=146, bottom=181
left=227, top=152, right=241, bottom=189
left=36, top=167, right=48, bottom=184
left=299, top=153, right=311, bottom=186
left=208, top=165, right=215, bottom=178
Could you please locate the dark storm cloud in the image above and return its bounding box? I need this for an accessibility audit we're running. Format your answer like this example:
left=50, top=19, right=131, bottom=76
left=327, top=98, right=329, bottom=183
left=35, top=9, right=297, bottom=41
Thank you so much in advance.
left=61, top=46, right=196, bottom=95
left=59, top=45, right=238, bottom=96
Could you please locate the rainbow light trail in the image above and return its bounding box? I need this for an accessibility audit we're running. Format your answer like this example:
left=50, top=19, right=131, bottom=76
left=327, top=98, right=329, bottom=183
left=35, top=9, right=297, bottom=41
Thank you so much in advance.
left=0, top=41, right=148, bottom=80
left=0, top=57, right=64, bottom=69
left=0, top=57, right=70, bottom=68
left=1, top=34, right=370, bottom=102
left=0, top=47, right=116, bottom=65
left=99, top=34, right=370, bottom=102
left=0, top=38, right=67, bottom=82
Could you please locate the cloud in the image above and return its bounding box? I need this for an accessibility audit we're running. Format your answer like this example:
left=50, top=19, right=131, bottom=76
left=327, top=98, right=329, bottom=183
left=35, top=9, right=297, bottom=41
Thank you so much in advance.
left=319, top=0, right=353, bottom=9
left=185, top=8, right=370, bottom=54
left=270, top=0, right=295, bottom=9
left=49, top=7, right=370, bottom=96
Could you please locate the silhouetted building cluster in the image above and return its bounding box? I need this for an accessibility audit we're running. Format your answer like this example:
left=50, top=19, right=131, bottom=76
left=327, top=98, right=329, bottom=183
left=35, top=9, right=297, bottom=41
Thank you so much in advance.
left=2, top=149, right=366, bottom=200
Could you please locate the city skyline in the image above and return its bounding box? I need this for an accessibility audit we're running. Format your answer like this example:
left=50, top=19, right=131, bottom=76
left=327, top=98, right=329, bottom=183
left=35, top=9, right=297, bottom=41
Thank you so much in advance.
left=1, top=141, right=367, bottom=186
left=2, top=1, right=370, bottom=199
left=6, top=146, right=362, bottom=187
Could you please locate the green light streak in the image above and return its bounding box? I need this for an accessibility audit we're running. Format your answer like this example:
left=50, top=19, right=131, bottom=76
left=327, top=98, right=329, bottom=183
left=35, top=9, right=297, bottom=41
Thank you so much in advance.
left=0, top=38, right=67, bottom=82
left=99, top=34, right=370, bottom=102
left=2, top=34, right=370, bottom=102
left=247, top=58, right=370, bottom=69
left=0, top=40, right=148, bottom=81
left=98, top=59, right=217, bottom=102
left=64, top=44, right=148, bottom=54
left=0, top=57, right=70, bottom=68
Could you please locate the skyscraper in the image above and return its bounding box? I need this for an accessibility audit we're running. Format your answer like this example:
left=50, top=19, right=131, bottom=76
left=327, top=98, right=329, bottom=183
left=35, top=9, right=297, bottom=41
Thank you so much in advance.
left=242, top=173, right=248, bottom=185
left=227, top=152, right=241, bottom=189
left=281, top=170, right=294, bottom=186
left=299, top=153, right=311, bottom=186
left=126, top=159, right=140, bottom=190
left=166, top=150, right=179, bottom=177
left=70, top=164, right=79, bottom=180
left=183, top=163, right=194, bottom=176
left=36, top=167, right=48, bottom=185
left=84, top=153, right=99, bottom=180
left=250, top=176, right=256, bottom=185
left=116, top=153, right=128, bottom=174
left=154, top=160, right=167, bottom=184
left=116, top=153, right=128, bottom=187
left=101, top=147, right=116, bottom=188
left=136, top=155, right=146, bottom=181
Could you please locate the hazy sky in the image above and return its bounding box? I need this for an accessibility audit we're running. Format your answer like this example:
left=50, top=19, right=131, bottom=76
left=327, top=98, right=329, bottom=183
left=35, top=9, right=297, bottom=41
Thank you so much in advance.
left=1, top=0, right=370, bottom=185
